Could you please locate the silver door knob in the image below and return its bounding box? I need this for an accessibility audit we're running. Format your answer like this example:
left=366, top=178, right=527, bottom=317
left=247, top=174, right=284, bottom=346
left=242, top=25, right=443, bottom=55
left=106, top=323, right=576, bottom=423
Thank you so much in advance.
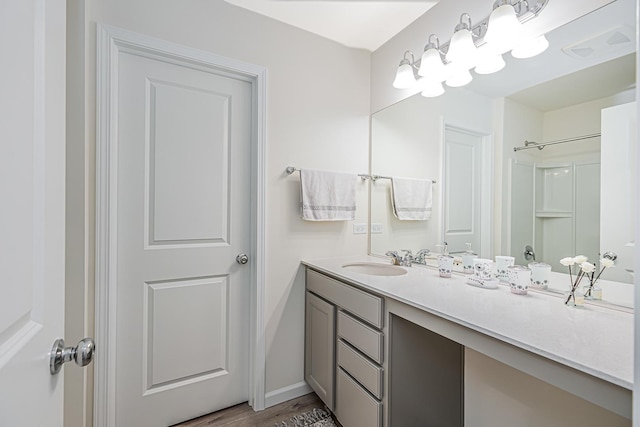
left=50, top=337, right=95, bottom=375
left=236, top=253, right=249, bottom=265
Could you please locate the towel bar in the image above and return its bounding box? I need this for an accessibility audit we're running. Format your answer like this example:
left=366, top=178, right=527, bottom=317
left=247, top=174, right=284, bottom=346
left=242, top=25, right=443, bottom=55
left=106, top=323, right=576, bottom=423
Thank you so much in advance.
left=285, top=166, right=436, bottom=184
left=371, top=174, right=436, bottom=184
left=285, top=166, right=371, bottom=180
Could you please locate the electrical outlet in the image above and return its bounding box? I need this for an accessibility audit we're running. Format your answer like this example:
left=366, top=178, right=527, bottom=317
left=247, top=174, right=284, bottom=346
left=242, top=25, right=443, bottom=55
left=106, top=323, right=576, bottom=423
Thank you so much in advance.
left=371, top=223, right=383, bottom=234
left=353, top=223, right=367, bottom=234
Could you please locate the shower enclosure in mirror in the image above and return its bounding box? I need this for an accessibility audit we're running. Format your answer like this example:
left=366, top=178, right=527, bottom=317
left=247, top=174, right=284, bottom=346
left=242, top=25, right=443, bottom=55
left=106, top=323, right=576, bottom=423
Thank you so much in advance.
left=369, top=0, right=636, bottom=306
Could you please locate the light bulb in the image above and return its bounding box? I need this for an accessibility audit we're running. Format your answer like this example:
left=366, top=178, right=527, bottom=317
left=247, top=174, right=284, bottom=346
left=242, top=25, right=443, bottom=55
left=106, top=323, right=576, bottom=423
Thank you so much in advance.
left=419, top=48, right=446, bottom=81
left=445, top=64, right=473, bottom=87
left=512, top=34, right=549, bottom=59
left=446, top=28, right=477, bottom=67
left=392, top=60, right=416, bottom=89
left=484, top=3, right=524, bottom=54
left=445, top=14, right=478, bottom=68
left=475, top=53, right=505, bottom=74
left=421, top=79, right=445, bottom=97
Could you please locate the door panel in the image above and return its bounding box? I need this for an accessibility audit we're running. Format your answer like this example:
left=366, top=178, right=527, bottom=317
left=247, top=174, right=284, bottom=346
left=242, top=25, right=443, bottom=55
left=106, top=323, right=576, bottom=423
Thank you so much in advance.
left=148, top=80, right=230, bottom=245
left=144, top=276, right=229, bottom=392
left=443, top=127, right=483, bottom=254
left=0, top=0, right=66, bottom=425
left=115, top=49, right=252, bottom=426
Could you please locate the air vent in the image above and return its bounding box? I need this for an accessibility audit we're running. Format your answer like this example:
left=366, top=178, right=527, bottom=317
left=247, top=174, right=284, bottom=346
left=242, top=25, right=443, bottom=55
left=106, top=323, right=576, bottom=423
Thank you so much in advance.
left=607, top=31, right=631, bottom=46
left=562, top=25, right=634, bottom=59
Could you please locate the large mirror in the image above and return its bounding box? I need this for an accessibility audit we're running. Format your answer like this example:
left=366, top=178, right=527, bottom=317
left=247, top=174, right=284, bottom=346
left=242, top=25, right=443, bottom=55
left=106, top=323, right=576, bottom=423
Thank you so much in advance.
left=370, top=0, right=636, bottom=304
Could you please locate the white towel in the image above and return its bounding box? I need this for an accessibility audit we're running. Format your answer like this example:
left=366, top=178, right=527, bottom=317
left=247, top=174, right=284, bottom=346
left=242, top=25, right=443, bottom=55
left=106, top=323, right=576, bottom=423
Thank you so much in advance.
left=300, top=169, right=357, bottom=221
left=391, top=177, right=433, bottom=220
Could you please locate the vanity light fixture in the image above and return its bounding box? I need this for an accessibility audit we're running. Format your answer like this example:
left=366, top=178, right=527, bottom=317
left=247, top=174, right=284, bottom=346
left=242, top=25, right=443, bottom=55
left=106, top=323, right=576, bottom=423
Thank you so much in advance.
left=392, top=0, right=549, bottom=97
left=484, top=0, right=525, bottom=53
left=445, top=13, right=478, bottom=67
left=474, top=53, right=506, bottom=74
left=445, top=63, right=473, bottom=87
left=418, top=34, right=447, bottom=81
left=392, top=51, right=417, bottom=89
left=421, top=78, right=445, bottom=97
left=474, top=44, right=506, bottom=74
left=511, top=34, right=550, bottom=58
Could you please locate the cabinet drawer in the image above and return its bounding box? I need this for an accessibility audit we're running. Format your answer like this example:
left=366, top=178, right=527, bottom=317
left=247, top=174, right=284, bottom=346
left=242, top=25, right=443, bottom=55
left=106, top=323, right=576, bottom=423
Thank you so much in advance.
left=335, top=368, right=382, bottom=427
left=307, top=269, right=383, bottom=328
left=337, top=340, right=383, bottom=399
left=338, top=311, right=383, bottom=364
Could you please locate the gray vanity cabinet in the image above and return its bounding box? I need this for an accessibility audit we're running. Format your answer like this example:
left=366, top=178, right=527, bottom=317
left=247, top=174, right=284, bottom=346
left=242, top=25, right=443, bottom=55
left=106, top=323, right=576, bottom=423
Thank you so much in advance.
left=305, top=268, right=384, bottom=427
left=305, top=291, right=335, bottom=410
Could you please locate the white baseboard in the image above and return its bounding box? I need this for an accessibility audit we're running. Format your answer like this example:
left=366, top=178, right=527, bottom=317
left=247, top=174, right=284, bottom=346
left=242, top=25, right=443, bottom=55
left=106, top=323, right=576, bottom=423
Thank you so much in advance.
left=264, top=381, right=313, bottom=408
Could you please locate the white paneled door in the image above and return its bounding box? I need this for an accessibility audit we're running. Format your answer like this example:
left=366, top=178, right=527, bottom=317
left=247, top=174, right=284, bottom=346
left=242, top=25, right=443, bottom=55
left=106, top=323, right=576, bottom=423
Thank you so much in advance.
left=443, top=127, right=484, bottom=254
left=0, top=0, right=66, bottom=425
left=113, top=43, right=253, bottom=425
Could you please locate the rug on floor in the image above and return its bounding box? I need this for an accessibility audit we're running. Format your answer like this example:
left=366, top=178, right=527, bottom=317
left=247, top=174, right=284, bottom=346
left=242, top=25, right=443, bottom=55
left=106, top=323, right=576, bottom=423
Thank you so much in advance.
left=274, top=407, right=337, bottom=427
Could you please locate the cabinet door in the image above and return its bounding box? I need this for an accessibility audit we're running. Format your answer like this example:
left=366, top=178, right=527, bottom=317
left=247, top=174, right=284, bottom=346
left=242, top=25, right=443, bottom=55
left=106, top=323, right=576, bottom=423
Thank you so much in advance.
left=305, top=292, right=335, bottom=410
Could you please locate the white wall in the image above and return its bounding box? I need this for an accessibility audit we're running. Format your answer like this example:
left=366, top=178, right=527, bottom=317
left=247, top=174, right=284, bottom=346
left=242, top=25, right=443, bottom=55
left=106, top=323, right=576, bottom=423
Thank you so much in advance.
left=67, top=0, right=370, bottom=420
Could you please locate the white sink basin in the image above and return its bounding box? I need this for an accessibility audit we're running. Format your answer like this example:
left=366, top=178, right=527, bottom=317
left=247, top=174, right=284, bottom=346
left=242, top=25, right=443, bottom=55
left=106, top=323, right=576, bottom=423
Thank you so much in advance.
left=341, top=262, right=407, bottom=276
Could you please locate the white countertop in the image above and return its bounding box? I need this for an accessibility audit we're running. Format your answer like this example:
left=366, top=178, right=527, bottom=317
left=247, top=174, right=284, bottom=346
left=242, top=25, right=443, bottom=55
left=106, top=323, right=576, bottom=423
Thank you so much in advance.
left=302, top=256, right=633, bottom=390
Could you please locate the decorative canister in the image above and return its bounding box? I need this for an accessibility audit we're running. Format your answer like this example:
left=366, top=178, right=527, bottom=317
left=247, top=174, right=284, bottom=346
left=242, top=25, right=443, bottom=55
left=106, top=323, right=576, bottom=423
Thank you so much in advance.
left=508, top=265, right=531, bottom=295
left=438, top=255, right=454, bottom=278
left=495, top=256, right=515, bottom=281
left=462, top=243, right=477, bottom=274
left=528, top=262, right=551, bottom=290
left=473, top=258, right=494, bottom=282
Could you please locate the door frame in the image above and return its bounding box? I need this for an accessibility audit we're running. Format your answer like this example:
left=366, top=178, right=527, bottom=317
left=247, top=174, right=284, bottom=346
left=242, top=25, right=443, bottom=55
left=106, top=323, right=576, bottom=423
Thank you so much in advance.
left=94, top=24, right=267, bottom=427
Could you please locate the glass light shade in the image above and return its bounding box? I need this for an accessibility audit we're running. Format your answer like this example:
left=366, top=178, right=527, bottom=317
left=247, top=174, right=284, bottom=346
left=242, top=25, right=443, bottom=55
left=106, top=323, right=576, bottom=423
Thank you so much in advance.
left=511, top=34, right=549, bottom=59
left=445, top=64, right=473, bottom=87
left=418, top=48, right=446, bottom=81
left=445, top=28, right=477, bottom=67
left=421, top=79, right=445, bottom=97
left=484, top=3, right=524, bottom=54
left=475, top=53, right=505, bottom=74
left=392, top=62, right=416, bottom=89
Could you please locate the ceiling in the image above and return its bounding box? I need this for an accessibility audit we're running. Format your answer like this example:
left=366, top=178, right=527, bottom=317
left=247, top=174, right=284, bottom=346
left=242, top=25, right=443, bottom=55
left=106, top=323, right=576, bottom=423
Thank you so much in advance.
left=508, top=53, right=636, bottom=112
left=223, top=0, right=439, bottom=51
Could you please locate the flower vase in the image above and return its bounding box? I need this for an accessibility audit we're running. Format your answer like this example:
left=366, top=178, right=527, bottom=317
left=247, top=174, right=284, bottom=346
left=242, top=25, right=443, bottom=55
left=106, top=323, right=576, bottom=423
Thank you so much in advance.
left=564, top=289, right=585, bottom=307
left=582, top=284, right=602, bottom=301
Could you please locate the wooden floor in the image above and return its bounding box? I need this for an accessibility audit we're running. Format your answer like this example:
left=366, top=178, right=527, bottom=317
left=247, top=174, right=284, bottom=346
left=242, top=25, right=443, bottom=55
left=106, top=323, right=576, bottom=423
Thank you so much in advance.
left=172, top=392, right=327, bottom=427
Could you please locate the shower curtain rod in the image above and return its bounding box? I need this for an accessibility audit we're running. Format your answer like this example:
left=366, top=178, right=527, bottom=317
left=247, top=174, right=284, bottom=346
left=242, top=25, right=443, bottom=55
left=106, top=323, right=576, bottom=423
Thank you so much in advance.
left=513, top=133, right=601, bottom=152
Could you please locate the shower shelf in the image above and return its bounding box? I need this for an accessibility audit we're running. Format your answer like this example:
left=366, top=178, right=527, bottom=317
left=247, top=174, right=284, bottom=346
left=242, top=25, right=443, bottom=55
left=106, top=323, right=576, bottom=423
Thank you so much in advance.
left=535, top=211, right=572, bottom=218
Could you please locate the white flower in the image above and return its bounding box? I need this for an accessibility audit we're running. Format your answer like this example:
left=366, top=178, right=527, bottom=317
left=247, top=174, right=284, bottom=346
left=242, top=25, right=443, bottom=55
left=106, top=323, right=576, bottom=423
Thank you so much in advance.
left=580, top=262, right=596, bottom=274
left=600, top=258, right=615, bottom=268
left=573, top=255, right=588, bottom=264
left=560, top=257, right=575, bottom=267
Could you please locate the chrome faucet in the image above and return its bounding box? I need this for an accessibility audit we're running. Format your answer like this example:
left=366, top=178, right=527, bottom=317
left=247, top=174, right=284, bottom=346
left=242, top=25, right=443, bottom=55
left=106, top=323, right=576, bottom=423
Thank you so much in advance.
left=523, top=245, right=536, bottom=261
left=385, top=251, right=401, bottom=265
left=385, top=250, right=414, bottom=267
left=414, top=249, right=431, bottom=265
left=400, top=250, right=413, bottom=267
